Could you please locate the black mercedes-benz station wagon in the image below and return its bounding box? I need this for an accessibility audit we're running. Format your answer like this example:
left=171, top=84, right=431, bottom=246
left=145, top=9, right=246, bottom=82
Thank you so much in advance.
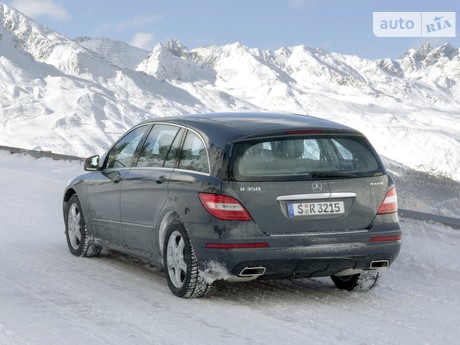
left=63, top=112, right=401, bottom=298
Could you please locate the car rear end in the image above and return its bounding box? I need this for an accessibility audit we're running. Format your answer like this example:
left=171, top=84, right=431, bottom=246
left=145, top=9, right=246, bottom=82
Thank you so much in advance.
left=193, top=127, right=401, bottom=282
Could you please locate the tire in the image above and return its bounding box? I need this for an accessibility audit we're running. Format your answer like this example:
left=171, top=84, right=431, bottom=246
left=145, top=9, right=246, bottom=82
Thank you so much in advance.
left=64, top=194, right=101, bottom=257
left=331, top=270, right=380, bottom=291
left=163, top=221, right=212, bottom=298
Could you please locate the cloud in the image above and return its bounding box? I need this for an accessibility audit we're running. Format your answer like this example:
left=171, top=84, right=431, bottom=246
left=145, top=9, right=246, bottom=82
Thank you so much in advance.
left=129, top=32, right=155, bottom=50
left=97, top=14, right=163, bottom=33
left=10, top=0, right=70, bottom=21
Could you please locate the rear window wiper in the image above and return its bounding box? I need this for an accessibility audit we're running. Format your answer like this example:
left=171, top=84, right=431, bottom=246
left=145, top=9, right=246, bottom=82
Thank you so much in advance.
left=310, top=171, right=359, bottom=179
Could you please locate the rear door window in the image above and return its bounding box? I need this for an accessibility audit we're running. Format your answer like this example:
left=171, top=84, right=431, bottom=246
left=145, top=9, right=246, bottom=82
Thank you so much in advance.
left=232, top=135, right=383, bottom=181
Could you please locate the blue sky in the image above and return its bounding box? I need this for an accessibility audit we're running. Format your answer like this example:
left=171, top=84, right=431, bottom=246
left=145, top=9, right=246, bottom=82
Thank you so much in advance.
left=4, top=0, right=460, bottom=59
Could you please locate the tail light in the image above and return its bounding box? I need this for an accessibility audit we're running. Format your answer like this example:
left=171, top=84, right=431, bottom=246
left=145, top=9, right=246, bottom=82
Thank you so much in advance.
left=198, top=193, right=252, bottom=221
left=377, top=187, right=398, bottom=214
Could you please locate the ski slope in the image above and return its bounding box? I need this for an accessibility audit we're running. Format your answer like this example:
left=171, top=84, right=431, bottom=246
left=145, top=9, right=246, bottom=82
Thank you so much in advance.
left=0, top=152, right=459, bottom=345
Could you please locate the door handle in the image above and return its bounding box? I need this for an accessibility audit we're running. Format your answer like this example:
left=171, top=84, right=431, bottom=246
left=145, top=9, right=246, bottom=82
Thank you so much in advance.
left=155, top=175, right=167, bottom=184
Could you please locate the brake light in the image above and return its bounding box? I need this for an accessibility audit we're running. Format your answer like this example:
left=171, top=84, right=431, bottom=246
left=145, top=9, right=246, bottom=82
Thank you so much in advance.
left=377, top=187, right=398, bottom=214
left=198, top=193, right=252, bottom=221
left=286, top=130, right=323, bottom=135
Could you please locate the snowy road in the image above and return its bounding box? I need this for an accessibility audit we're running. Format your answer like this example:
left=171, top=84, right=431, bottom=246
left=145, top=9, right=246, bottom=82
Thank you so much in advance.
left=1, top=152, right=459, bottom=345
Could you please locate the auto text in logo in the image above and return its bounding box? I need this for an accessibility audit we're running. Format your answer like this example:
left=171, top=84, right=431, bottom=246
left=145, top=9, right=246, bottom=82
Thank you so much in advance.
left=373, top=12, right=456, bottom=37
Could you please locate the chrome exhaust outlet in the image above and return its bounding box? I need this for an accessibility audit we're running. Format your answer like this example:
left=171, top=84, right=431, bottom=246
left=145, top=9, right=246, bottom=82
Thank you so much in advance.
left=369, top=260, right=390, bottom=269
left=239, top=266, right=266, bottom=278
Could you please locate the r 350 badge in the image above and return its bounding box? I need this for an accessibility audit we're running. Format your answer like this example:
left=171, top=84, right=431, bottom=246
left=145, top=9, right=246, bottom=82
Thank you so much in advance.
left=240, top=186, right=262, bottom=192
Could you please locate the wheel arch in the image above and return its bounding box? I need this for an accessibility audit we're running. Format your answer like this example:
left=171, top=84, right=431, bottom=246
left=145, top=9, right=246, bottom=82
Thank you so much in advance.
left=63, top=188, right=77, bottom=216
left=64, top=187, right=76, bottom=202
left=63, top=188, right=95, bottom=238
left=158, top=210, right=182, bottom=267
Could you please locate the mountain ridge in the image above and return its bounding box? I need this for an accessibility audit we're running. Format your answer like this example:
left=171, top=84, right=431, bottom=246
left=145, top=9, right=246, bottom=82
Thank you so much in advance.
left=0, top=3, right=459, bottom=181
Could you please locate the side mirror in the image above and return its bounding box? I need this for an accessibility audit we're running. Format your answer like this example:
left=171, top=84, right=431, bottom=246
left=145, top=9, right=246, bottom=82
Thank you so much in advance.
left=84, top=155, right=100, bottom=171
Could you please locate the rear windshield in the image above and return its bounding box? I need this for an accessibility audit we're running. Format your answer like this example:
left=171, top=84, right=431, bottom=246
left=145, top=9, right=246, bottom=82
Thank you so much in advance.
left=231, top=135, right=384, bottom=181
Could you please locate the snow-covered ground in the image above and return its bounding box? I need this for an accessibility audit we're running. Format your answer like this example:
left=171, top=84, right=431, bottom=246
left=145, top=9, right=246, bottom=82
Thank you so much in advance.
left=1, top=151, right=459, bottom=345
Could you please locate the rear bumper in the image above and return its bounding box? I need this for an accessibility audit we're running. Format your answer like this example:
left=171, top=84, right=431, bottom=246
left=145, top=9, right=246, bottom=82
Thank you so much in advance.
left=197, top=240, right=400, bottom=280
left=185, top=217, right=401, bottom=281
left=229, top=250, right=398, bottom=279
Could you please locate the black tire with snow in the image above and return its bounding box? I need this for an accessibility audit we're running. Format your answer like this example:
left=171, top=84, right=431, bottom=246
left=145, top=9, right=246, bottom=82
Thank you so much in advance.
left=164, top=221, right=212, bottom=298
left=331, top=270, right=381, bottom=291
left=64, top=194, right=101, bottom=257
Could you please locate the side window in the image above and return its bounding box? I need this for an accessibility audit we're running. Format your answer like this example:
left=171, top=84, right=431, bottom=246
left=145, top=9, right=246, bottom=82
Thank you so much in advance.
left=164, top=128, right=184, bottom=168
left=178, top=131, right=209, bottom=173
left=136, top=125, right=180, bottom=168
left=106, top=125, right=148, bottom=169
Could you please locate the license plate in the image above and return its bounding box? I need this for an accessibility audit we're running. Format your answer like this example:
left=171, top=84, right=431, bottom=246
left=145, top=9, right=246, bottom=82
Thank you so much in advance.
left=288, top=201, right=345, bottom=217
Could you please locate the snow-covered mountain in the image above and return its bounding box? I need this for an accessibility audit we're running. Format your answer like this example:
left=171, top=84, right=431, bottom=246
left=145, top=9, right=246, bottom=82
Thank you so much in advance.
left=1, top=3, right=459, bottom=181
left=76, top=36, right=149, bottom=70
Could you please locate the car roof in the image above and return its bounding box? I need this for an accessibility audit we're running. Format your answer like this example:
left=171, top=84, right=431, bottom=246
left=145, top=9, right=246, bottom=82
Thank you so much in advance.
left=140, top=112, right=360, bottom=143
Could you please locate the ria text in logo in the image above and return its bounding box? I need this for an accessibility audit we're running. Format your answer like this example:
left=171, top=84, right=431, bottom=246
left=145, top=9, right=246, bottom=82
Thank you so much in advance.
left=312, top=182, right=323, bottom=192
left=373, top=12, right=456, bottom=37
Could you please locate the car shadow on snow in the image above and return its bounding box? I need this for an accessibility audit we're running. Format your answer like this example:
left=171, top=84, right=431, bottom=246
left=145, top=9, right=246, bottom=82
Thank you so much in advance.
left=93, top=249, right=382, bottom=303
left=210, top=277, right=338, bottom=299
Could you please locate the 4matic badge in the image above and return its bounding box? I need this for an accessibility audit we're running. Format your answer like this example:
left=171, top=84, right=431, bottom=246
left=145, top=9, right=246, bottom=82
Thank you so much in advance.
left=239, top=186, right=262, bottom=192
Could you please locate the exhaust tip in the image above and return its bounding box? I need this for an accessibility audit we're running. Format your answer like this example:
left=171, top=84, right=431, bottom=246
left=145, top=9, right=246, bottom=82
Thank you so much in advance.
left=239, top=266, right=266, bottom=277
left=370, top=260, right=390, bottom=269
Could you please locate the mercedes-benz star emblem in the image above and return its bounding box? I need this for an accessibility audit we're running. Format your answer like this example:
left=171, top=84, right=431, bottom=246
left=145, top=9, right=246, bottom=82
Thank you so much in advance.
left=312, top=182, right=323, bottom=192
